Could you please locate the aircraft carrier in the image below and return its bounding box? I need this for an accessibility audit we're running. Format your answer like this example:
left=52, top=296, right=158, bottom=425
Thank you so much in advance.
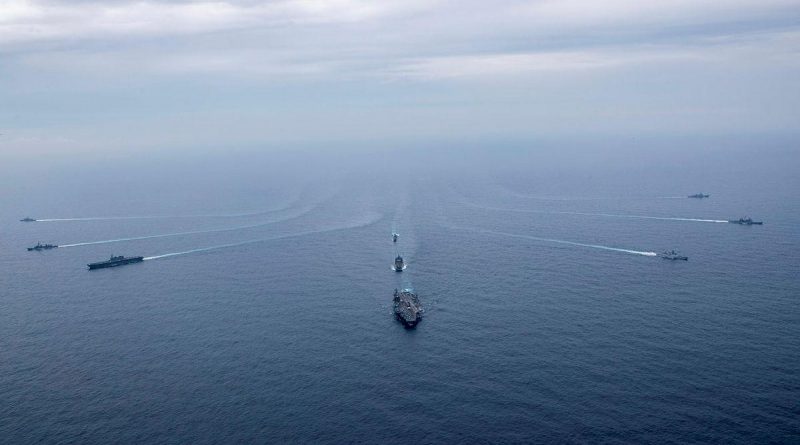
left=393, top=289, right=423, bottom=328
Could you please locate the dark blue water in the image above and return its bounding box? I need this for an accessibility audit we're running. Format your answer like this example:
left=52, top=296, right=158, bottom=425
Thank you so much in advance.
left=1, top=142, right=799, bottom=443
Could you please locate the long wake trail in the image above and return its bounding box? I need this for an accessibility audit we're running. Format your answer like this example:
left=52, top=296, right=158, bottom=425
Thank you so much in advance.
left=144, top=212, right=382, bottom=261
left=450, top=225, right=657, bottom=257
left=36, top=209, right=287, bottom=222
left=33, top=195, right=306, bottom=222
left=58, top=205, right=317, bottom=248
left=463, top=201, right=728, bottom=223
left=492, top=185, right=685, bottom=201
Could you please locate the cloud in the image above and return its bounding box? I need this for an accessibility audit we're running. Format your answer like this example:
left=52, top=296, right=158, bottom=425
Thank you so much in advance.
left=2, top=0, right=797, bottom=86
left=383, top=30, right=800, bottom=80
left=0, top=0, right=432, bottom=46
left=0, top=0, right=798, bottom=150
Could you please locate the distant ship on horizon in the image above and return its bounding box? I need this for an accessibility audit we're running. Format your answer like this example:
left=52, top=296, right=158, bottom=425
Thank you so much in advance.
left=20, top=217, right=36, bottom=222
left=688, top=193, right=710, bottom=198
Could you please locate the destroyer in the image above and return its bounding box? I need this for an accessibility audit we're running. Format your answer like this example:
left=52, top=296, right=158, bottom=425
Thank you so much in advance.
left=393, top=288, right=423, bottom=328
left=20, top=217, right=36, bottom=222
left=729, top=217, right=762, bottom=225
left=659, top=250, right=688, bottom=261
left=88, top=255, right=144, bottom=270
left=28, top=242, right=57, bottom=251
left=688, top=193, right=709, bottom=198
left=393, top=255, right=406, bottom=271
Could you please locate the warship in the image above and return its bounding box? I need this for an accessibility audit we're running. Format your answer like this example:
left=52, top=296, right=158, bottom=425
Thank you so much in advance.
left=393, top=288, right=423, bottom=328
left=20, top=217, right=36, bottom=222
left=659, top=250, right=688, bottom=261
left=393, top=255, right=406, bottom=271
left=27, top=242, right=57, bottom=251
left=88, top=255, right=144, bottom=270
left=688, top=193, right=710, bottom=198
left=728, top=217, right=762, bottom=225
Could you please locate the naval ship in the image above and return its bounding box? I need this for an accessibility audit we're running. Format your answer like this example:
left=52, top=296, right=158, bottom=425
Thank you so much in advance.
left=392, top=233, right=399, bottom=243
left=659, top=250, right=688, bottom=261
left=28, top=242, right=57, bottom=251
left=20, top=217, right=36, bottom=222
left=688, top=193, right=710, bottom=198
left=88, top=255, right=144, bottom=270
left=393, top=289, right=423, bottom=328
left=728, top=217, right=762, bottom=225
left=393, top=255, right=406, bottom=271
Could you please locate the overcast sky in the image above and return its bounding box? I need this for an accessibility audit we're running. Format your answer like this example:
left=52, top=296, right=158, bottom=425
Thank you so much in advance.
left=1, top=0, right=799, bottom=154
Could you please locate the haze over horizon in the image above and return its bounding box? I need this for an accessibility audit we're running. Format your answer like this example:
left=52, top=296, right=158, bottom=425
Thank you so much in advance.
left=1, top=0, right=799, bottom=155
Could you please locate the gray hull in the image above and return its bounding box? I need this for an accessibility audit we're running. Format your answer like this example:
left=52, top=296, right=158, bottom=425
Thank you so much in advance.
left=393, top=289, right=422, bottom=328
left=88, top=256, right=144, bottom=270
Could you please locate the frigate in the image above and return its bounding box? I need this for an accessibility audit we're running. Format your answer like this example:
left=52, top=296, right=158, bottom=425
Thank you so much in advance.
left=28, top=242, right=57, bottom=251
left=728, top=217, right=762, bottom=225
left=659, top=250, right=688, bottom=261
left=393, top=255, right=405, bottom=271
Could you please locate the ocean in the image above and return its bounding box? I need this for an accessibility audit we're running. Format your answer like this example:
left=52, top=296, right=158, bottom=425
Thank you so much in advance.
left=1, top=140, right=798, bottom=443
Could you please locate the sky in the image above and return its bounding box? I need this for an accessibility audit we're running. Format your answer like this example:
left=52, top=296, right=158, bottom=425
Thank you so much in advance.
left=1, top=0, right=799, bottom=154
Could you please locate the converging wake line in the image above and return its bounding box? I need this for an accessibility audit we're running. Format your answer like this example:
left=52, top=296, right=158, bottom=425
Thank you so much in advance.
left=58, top=205, right=318, bottom=248
left=463, top=202, right=728, bottom=223
left=449, top=225, right=657, bottom=257
left=34, top=202, right=301, bottom=222
left=490, top=185, right=687, bottom=201
left=143, top=212, right=383, bottom=261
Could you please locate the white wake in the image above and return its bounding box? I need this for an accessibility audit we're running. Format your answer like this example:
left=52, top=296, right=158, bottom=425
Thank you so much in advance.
left=144, top=212, right=382, bottom=261
left=464, top=202, right=728, bottom=223
left=58, top=205, right=317, bottom=248
left=452, top=226, right=658, bottom=257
